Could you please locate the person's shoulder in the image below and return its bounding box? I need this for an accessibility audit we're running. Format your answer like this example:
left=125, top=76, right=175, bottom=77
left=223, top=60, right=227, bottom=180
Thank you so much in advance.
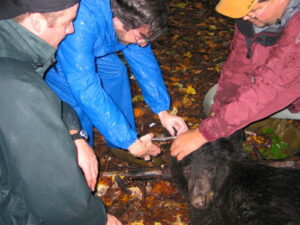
left=77, top=0, right=103, bottom=19
left=72, top=0, right=106, bottom=33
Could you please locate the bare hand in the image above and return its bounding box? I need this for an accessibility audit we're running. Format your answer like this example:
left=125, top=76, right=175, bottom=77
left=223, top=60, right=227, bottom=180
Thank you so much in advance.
left=128, top=133, right=161, bottom=161
left=170, top=129, right=208, bottom=160
left=158, top=110, right=188, bottom=136
left=106, top=214, right=123, bottom=225
left=74, top=139, right=98, bottom=191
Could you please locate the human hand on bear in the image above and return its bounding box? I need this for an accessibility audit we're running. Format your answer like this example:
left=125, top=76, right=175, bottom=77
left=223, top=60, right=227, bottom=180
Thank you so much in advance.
left=170, top=129, right=208, bottom=160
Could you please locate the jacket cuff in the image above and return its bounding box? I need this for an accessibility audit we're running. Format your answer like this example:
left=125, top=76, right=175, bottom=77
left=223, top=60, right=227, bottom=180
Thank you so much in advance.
left=61, top=101, right=81, bottom=131
left=198, top=122, right=219, bottom=142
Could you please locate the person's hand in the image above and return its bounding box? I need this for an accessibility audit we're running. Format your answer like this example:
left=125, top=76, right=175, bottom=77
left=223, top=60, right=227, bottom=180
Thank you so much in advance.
left=128, top=133, right=161, bottom=161
left=74, top=139, right=98, bottom=191
left=170, top=128, right=208, bottom=161
left=106, top=214, right=123, bottom=225
left=158, top=110, right=188, bottom=136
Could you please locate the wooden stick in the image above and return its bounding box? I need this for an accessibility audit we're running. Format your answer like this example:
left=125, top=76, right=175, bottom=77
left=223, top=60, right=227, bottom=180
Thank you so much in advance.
left=100, top=168, right=170, bottom=178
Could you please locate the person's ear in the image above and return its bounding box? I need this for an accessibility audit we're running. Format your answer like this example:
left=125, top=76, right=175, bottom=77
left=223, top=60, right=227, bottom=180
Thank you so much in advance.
left=138, top=25, right=150, bottom=34
left=30, top=13, right=48, bottom=34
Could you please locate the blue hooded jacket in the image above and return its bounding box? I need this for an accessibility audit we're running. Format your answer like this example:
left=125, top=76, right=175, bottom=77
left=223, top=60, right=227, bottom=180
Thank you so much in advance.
left=46, top=0, right=170, bottom=149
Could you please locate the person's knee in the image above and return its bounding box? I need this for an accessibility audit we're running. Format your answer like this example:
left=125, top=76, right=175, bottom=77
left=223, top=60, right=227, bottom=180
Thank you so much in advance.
left=203, top=84, right=217, bottom=116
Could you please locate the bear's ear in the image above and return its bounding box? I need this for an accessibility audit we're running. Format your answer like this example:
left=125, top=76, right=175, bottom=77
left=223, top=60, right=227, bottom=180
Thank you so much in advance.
left=222, top=129, right=245, bottom=154
left=229, top=129, right=245, bottom=154
left=230, top=129, right=245, bottom=144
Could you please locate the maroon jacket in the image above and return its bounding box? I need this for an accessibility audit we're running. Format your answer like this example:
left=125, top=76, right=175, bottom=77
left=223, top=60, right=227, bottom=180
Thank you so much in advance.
left=200, top=12, right=300, bottom=142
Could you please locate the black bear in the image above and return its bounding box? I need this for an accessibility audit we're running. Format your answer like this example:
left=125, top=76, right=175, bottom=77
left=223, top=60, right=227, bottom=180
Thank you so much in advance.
left=171, top=130, right=300, bottom=225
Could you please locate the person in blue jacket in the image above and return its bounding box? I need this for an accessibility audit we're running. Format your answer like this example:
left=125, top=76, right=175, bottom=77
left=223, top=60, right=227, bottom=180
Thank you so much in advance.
left=46, top=0, right=188, bottom=161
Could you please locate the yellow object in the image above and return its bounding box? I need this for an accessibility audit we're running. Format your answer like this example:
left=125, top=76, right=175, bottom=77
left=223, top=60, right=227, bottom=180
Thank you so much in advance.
left=215, top=0, right=258, bottom=18
left=186, top=86, right=196, bottom=95
left=130, top=221, right=144, bottom=225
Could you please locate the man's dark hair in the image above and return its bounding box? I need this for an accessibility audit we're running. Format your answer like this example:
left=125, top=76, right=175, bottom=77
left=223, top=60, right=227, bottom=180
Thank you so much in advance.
left=111, top=0, right=168, bottom=41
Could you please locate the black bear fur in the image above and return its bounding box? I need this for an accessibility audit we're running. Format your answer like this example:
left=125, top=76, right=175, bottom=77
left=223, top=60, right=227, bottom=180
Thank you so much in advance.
left=171, top=130, right=300, bottom=225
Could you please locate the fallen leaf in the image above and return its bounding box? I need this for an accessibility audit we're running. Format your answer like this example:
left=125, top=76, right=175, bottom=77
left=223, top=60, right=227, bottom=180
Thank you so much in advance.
left=145, top=195, right=156, bottom=208
left=178, top=87, right=186, bottom=94
left=132, top=95, right=144, bottom=102
left=152, top=181, right=176, bottom=195
left=183, top=51, right=192, bottom=58
left=215, top=64, right=221, bottom=73
left=174, top=3, right=187, bottom=8
left=161, top=65, right=172, bottom=71
left=173, top=214, right=188, bottom=225
left=129, top=187, right=143, bottom=200
left=130, top=221, right=144, bottom=225
left=185, top=86, right=196, bottom=95
left=96, top=184, right=109, bottom=197
left=119, top=193, right=132, bottom=204
left=134, top=108, right=145, bottom=118
left=194, top=2, right=203, bottom=9
left=252, top=135, right=265, bottom=144
left=172, top=101, right=182, bottom=107
left=192, top=70, right=202, bottom=74
left=169, top=77, right=180, bottom=82
left=182, top=95, right=193, bottom=107
left=170, top=106, right=178, bottom=115
left=209, top=25, right=217, bottom=30
left=171, top=82, right=184, bottom=87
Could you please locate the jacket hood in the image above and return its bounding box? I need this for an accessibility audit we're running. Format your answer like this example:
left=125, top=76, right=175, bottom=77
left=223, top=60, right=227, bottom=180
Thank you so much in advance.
left=0, top=19, right=56, bottom=76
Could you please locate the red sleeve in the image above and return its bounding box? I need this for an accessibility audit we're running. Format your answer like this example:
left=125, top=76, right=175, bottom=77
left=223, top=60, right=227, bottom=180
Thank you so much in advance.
left=200, top=14, right=300, bottom=141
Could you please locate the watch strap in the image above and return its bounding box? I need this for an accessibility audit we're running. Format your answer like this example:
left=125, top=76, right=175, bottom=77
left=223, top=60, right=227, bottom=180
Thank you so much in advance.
left=71, top=130, right=88, bottom=141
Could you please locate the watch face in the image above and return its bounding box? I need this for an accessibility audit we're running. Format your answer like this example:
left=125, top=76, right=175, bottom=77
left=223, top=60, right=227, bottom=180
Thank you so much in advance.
left=80, top=130, right=88, bottom=139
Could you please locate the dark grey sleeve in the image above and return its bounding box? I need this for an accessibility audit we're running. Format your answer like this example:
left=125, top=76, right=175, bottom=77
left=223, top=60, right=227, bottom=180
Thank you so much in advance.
left=61, top=101, right=81, bottom=131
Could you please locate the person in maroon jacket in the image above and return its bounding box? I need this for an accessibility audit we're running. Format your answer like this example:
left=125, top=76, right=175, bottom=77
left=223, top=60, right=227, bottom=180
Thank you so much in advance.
left=171, top=0, right=300, bottom=160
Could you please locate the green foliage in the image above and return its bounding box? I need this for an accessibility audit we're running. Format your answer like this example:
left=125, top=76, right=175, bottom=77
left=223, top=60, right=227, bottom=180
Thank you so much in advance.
left=174, top=3, right=188, bottom=8
left=242, top=143, right=252, bottom=152
left=259, top=128, right=288, bottom=159
left=243, top=128, right=289, bottom=160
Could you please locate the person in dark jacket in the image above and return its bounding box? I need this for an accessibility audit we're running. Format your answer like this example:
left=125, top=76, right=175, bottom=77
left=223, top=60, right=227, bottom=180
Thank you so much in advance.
left=45, top=0, right=188, bottom=162
left=171, top=0, right=300, bottom=160
left=0, top=0, right=121, bottom=224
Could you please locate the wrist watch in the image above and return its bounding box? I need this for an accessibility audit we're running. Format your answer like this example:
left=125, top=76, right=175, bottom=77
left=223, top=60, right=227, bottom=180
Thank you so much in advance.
left=71, top=130, right=88, bottom=141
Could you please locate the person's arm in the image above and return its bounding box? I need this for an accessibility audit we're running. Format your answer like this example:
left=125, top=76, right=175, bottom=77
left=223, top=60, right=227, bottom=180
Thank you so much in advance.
left=123, top=44, right=187, bottom=135
left=0, top=74, right=106, bottom=224
left=201, top=15, right=300, bottom=142
left=61, top=102, right=98, bottom=191
left=123, top=44, right=170, bottom=113
left=69, top=129, right=98, bottom=191
left=57, top=6, right=137, bottom=149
